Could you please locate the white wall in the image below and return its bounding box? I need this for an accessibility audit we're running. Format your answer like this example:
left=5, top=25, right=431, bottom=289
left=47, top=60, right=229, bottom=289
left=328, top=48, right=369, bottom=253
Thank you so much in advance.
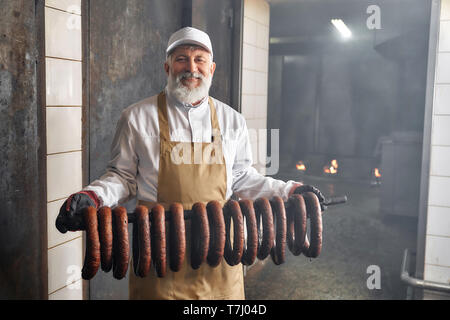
left=423, top=0, right=450, bottom=299
left=242, top=0, right=270, bottom=175
left=45, top=0, right=84, bottom=300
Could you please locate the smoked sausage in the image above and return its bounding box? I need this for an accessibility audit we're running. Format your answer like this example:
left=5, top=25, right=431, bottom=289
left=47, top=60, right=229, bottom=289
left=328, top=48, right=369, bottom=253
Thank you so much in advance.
left=190, top=202, right=210, bottom=270
left=253, top=198, right=274, bottom=260
left=151, top=204, right=167, bottom=277
left=98, top=206, right=113, bottom=272
left=132, top=205, right=151, bottom=277
left=169, top=203, right=186, bottom=272
left=286, top=194, right=307, bottom=256
left=223, top=200, right=244, bottom=266
left=206, top=200, right=225, bottom=267
left=269, top=196, right=287, bottom=265
left=81, top=206, right=100, bottom=280
left=112, top=206, right=129, bottom=279
left=239, top=199, right=258, bottom=266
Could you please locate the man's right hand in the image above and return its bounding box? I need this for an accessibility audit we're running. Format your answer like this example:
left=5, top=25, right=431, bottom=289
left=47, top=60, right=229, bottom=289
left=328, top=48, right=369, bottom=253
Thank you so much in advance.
left=55, top=191, right=100, bottom=233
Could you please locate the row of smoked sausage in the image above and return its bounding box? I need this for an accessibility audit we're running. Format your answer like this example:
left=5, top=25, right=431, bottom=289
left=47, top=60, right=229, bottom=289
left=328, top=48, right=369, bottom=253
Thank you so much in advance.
left=80, top=192, right=322, bottom=280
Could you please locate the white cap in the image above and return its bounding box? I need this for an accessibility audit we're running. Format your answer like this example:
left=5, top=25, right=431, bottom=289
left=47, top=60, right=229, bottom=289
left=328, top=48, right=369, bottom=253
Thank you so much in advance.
left=166, top=27, right=213, bottom=59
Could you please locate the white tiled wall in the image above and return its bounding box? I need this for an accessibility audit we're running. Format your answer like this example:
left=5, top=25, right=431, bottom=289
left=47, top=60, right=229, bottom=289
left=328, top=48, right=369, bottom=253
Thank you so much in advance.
left=242, top=0, right=270, bottom=175
left=424, top=0, right=450, bottom=297
left=45, top=0, right=84, bottom=300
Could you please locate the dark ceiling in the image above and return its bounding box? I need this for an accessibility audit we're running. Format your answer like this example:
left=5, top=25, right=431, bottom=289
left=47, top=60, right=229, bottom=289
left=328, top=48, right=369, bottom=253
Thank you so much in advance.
left=268, top=0, right=431, bottom=56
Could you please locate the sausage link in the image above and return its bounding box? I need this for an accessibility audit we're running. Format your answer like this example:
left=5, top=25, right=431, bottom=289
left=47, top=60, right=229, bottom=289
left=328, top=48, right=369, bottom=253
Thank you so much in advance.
left=223, top=200, right=245, bottom=266
left=253, top=198, right=274, bottom=260
left=169, top=203, right=186, bottom=272
left=206, top=200, right=225, bottom=267
left=112, top=207, right=129, bottom=279
left=286, top=194, right=307, bottom=256
left=81, top=206, right=100, bottom=280
left=190, top=202, right=210, bottom=270
left=98, top=206, right=113, bottom=272
left=269, top=196, right=287, bottom=265
left=239, top=199, right=258, bottom=266
left=132, top=205, right=151, bottom=277
left=302, top=192, right=322, bottom=258
left=151, top=204, right=166, bottom=277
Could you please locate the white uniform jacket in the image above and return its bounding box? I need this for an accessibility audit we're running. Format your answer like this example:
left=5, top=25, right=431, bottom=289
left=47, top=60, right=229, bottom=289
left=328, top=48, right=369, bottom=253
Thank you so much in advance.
left=84, top=89, right=299, bottom=207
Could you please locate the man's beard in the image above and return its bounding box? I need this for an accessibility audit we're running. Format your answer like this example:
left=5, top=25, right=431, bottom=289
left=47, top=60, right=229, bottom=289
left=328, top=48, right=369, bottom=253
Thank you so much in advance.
left=166, top=71, right=212, bottom=105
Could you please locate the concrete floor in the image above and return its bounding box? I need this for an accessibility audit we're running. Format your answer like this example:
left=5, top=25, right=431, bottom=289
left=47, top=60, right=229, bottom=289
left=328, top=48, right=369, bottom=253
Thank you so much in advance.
left=244, top=173, right=418, bottom=300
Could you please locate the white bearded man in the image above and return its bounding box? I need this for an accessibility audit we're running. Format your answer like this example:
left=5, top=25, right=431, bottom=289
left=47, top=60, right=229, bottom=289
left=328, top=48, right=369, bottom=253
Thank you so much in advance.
left=56, top=27, right=324, bottom=300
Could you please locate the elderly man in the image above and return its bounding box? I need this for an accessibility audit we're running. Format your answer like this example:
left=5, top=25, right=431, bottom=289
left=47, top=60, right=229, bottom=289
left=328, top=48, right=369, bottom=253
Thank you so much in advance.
left=56, top=27, right=323, bottom=300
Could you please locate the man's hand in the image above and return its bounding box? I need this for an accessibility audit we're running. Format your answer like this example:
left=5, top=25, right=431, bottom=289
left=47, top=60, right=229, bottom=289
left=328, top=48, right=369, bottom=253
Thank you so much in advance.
left=55, top=191, right=99, bottom=233
left=293, top=184, right=327, bottom=211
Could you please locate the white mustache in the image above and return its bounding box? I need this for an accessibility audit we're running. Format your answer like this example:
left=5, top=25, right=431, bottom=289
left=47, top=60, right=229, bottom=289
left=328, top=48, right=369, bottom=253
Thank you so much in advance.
left=178, top=72, right=204, bottom=81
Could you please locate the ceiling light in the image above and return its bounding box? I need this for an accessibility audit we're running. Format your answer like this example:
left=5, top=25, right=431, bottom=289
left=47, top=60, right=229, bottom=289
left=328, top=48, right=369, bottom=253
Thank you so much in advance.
left=331, top=19, right=352, bottom=39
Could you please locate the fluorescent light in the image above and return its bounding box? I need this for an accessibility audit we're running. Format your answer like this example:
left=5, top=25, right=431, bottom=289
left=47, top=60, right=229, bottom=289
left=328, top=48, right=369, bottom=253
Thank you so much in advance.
left=331, top=19, right=352, bottom=39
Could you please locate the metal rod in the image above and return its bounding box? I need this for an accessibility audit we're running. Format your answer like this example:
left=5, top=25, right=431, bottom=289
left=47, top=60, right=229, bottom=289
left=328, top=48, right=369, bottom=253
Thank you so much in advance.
left=400, top=248, right=450, bottom=294
left=126, top=195, right=347, bottom=223
left=323, top=195, right=347, bottom=206
left=62, top=195, right=348, bottom=230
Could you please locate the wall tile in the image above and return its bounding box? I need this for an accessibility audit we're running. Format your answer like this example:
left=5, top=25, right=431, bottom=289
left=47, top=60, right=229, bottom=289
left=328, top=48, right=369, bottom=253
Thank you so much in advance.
left=245, top=0, right=270, bottom=26
left=439, top=20, right=450, bottom=52
left=244, top=0, right=258, bottom=21
left=48, top=280, right=83, bottom=300
left=243, top=43, right=256, bottom=71
left=431, top=115, right=450, bottom=146
left=48, top=237, right=83, bottom=293
left=242, top=70, right=256, bottom=95
left=254, top=95, right=268, bottom=119
left=47, top=151, right=82, bottom=201
left=261, top=0, right=270, bottom=27
left=442, top=0, right=450, bottom=21
left=45, top=7, right=82, bottom=61
left=256, top=24, right=269, bottom=50
left=425, top=235, right=450, bottom=267
left=47, top=199, right=82, bottom=248
left=255, top=71, right=268, bottom=95
left=245, top=118, right=259, bottom=131
left=424, top=264, right=450, bottom=284
left=46, top=57, right=82, bottom=106
left=46, top=107, right=82, bottom=154
left=241, top=94, right=255, bottom=120
left=243, top=17, right=258, bottom=46
left=434, top=84, right=450, bottom=115
left=428, top=176, right=450, bottom=207
left=255, top=47, right=268, bottom=72
left=430, top=146, right=450, bottom=176
left=436, top=53, right=450, bottom=83
left=45, top=0, right=81, bottom=14
left=427, top=205, right=450, bottom=237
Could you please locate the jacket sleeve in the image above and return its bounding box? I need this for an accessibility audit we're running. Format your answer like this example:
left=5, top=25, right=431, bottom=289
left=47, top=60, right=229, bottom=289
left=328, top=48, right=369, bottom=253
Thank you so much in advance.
left=83, top=109, right=138, bottom=207
left=231, top=119, right=301, bottom=201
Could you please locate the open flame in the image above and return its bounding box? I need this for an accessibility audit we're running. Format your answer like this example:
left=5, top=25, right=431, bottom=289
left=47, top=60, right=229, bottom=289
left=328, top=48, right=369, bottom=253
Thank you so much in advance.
left=296, top=161, right=306, bottom=171
left=374, top=168, right=381, bottom=178
left=370, top=167, right=382, bottom=186
left=324, top=159, right=338, bottom=174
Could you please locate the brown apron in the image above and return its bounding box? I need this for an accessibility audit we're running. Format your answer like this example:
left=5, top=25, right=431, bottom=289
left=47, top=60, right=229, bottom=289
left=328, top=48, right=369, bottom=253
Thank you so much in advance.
left=129, top=92, right=245, bottom=300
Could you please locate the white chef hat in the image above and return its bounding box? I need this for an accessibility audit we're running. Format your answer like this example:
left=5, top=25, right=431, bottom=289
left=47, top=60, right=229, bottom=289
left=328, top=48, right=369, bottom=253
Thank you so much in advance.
left=166, top=27, right=213, bottom=60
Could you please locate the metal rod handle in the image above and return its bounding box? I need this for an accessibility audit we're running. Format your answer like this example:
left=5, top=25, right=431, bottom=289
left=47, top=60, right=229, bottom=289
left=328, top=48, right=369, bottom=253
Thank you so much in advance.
left=400, top=248, right=450, bottom=294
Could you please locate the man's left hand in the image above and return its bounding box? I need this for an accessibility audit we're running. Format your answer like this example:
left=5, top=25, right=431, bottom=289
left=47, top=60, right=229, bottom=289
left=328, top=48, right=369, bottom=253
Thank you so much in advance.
left=293, top=184, right=327, bottom=211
